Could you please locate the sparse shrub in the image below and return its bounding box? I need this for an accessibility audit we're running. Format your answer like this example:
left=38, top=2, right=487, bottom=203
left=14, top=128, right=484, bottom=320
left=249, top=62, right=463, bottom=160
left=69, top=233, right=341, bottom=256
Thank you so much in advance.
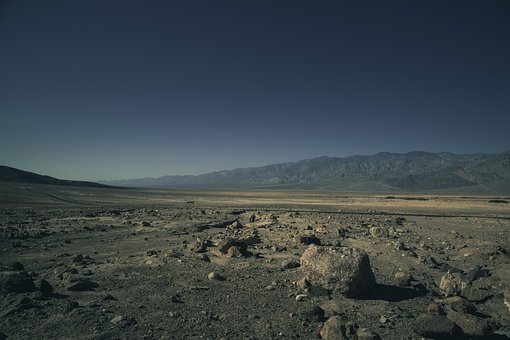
left=488, top=199, right=509, bottom=204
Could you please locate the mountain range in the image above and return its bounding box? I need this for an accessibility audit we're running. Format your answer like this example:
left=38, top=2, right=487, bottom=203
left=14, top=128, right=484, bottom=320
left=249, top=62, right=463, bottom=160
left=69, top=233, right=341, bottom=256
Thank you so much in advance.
left=99, top=151, right=510, bottom=192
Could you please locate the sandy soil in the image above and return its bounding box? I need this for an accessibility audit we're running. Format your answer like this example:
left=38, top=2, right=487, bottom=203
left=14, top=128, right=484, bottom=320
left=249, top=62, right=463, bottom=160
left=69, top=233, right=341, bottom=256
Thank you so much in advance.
left=1, top=183, right=509, bottom=339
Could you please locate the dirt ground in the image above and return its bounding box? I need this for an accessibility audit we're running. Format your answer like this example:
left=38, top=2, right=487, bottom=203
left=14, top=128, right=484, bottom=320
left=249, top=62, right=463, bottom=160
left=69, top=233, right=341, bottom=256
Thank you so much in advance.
left=1, top=183, right=509, bottom=339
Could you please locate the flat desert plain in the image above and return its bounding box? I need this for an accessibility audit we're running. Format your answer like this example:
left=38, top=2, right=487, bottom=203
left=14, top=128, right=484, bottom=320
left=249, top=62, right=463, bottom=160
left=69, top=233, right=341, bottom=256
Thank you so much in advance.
left=1, top=182, right=510, bottom=339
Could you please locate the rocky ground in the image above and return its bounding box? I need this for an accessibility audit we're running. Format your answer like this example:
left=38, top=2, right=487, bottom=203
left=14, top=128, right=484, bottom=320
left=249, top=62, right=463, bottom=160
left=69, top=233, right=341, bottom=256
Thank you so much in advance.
left=1, top=193, right=510, bottom=339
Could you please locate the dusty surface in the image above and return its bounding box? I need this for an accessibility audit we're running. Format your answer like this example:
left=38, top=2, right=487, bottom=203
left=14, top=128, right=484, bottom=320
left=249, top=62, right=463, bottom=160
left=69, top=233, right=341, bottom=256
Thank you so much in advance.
left=1, top=183, right=510, bottom=339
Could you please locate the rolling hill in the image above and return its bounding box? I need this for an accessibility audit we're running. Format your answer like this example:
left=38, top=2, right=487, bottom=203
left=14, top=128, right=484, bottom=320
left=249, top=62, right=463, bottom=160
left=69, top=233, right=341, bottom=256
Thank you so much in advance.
left=0, top=165, right=116, bottom=189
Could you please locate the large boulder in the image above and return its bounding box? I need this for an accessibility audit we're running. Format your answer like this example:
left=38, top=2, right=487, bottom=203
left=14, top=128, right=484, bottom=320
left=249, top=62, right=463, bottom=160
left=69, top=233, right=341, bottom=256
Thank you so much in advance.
left=300, top=245, right=376, bottom=297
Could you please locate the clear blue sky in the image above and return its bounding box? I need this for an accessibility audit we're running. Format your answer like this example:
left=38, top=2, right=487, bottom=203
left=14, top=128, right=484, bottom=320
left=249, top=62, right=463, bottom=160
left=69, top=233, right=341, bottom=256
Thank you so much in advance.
left=1, top=1, right=509, bottom=181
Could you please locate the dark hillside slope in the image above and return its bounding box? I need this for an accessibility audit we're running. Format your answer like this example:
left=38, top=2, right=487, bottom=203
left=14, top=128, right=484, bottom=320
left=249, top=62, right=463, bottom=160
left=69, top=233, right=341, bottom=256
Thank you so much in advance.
left=0, top=166, right=116, bottom=189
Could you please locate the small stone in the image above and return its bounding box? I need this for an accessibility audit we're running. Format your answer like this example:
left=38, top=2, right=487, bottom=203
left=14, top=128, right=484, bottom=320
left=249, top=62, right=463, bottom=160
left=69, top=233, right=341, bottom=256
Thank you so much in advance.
left=439, top=272, right=469, bottom=297
left=111, top=315, right=124, bottom=324
left=427, top=302, right=443, bottom=315
left=320, top=316, right=357, bottom=340
left=504, top=289, right=510, bottom=313
left=60, top=270, right=79, bottom=283
left=226, top=246, right=244, bottom=258
left=65, top=300, right=79, bottom=312
left=145, top=249, right=157, bottom=256
left=170, top=295, right=183, bottom=303
left=442, top=296, right=475, bottom=314
left=240, top=234, right=262, bottom=245
left=208, top=272, right=223, bottom=281
left=306, top=285, right=331, bottom=297
left=412, top=314, right=462, bottom=339
left=66, top=278, right=98, bottom=291
left=294, top=235, right=321, bottom=246
left=439, top=263, right=462, bottom=274
left=394, top=240, right=407, bottom=251
left=56, top=252, right=71, bottom=257
left=394, top=271, right=407, bottom=280
left=303, top=306, right=325, bottom=321
left=230, top=221, right=243, bottom=229
left=197, top=253, right=210, bottom=262
left=461, top=285, right=492, bottom=302
left=281, top=259, right=300, bottom=270
left=446, top=310, right=493, bottom=336
left=314, top=226, right=328, bottom=234
left=9, top=261, right=25, bottom=271
left=192, top=241, right=208, bottom=253
left=394, top=271, right=411, bottom=286
left=271, top=244, right=286, bottom=252
left=320, top=300, right=343, bottom=317
left=296, top=277, right=311, bottom=290
left=295, top=294, right=308, bottom=301
left=72, top=254, right=83, bottom=263
left=420, top=255, right=440, bottom=268
left=218, top=238, right=247, bottom=253
left=378, top=315, right=388, bottom=324
left=31, top=290, right=45, bottom=300
left=369, top=227, right=387, bottom=238
left=111, top=315, right=136, bottom=326
left=337, top=228, right=347, bottom=237
left=466, top=265, right=489, bottom=281
left=356, top=328, right=380, bottom=340
left=102, top=294, right=116, bottom=301
left=141, top=221, right=151, bottom=227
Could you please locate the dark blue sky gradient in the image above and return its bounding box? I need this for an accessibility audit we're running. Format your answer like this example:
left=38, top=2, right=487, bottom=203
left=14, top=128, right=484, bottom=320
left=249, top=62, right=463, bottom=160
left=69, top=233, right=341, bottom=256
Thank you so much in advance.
left=1, top=1, right=509, bottom=180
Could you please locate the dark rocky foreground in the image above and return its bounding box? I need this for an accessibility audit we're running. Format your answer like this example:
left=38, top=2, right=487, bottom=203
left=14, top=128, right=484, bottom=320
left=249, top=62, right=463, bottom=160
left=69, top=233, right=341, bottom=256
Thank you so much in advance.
left=1, top=206, right=510, bottom=339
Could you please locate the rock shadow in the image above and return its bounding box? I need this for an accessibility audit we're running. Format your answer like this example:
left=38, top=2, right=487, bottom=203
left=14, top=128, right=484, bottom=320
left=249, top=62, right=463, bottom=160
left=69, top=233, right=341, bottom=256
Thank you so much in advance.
left=49, top=292, right=68, bottom=299
left=359, top=284, right=427, bottom=302
left=469, top=335, right=510, bottom=340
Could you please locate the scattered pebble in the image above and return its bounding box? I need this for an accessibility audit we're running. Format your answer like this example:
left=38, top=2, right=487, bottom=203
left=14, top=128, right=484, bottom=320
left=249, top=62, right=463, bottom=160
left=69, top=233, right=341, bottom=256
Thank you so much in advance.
left=208, top=272, right=223, bottom=281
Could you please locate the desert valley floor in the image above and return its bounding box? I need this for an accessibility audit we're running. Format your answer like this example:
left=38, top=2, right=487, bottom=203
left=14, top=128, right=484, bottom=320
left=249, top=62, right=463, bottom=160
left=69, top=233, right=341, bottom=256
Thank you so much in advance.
left=1, top=183, right=510, bottom=339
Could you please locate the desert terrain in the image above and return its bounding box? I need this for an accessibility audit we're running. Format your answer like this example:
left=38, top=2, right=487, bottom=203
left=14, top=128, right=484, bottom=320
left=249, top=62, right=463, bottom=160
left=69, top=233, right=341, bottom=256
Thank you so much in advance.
left=1, top=182, right=510, bottom=339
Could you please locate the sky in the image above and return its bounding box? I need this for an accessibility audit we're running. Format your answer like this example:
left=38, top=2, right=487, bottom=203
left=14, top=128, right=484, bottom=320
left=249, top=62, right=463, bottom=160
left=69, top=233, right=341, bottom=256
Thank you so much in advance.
left=1, top=0, right=509, bottom=181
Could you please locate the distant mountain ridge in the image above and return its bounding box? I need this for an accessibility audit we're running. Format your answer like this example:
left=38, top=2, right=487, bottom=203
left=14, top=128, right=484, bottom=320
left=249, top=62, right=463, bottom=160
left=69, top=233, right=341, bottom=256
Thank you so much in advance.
left=100, top=151, right=510, bottom=192
left=0, top=165, right=116, bottom=189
